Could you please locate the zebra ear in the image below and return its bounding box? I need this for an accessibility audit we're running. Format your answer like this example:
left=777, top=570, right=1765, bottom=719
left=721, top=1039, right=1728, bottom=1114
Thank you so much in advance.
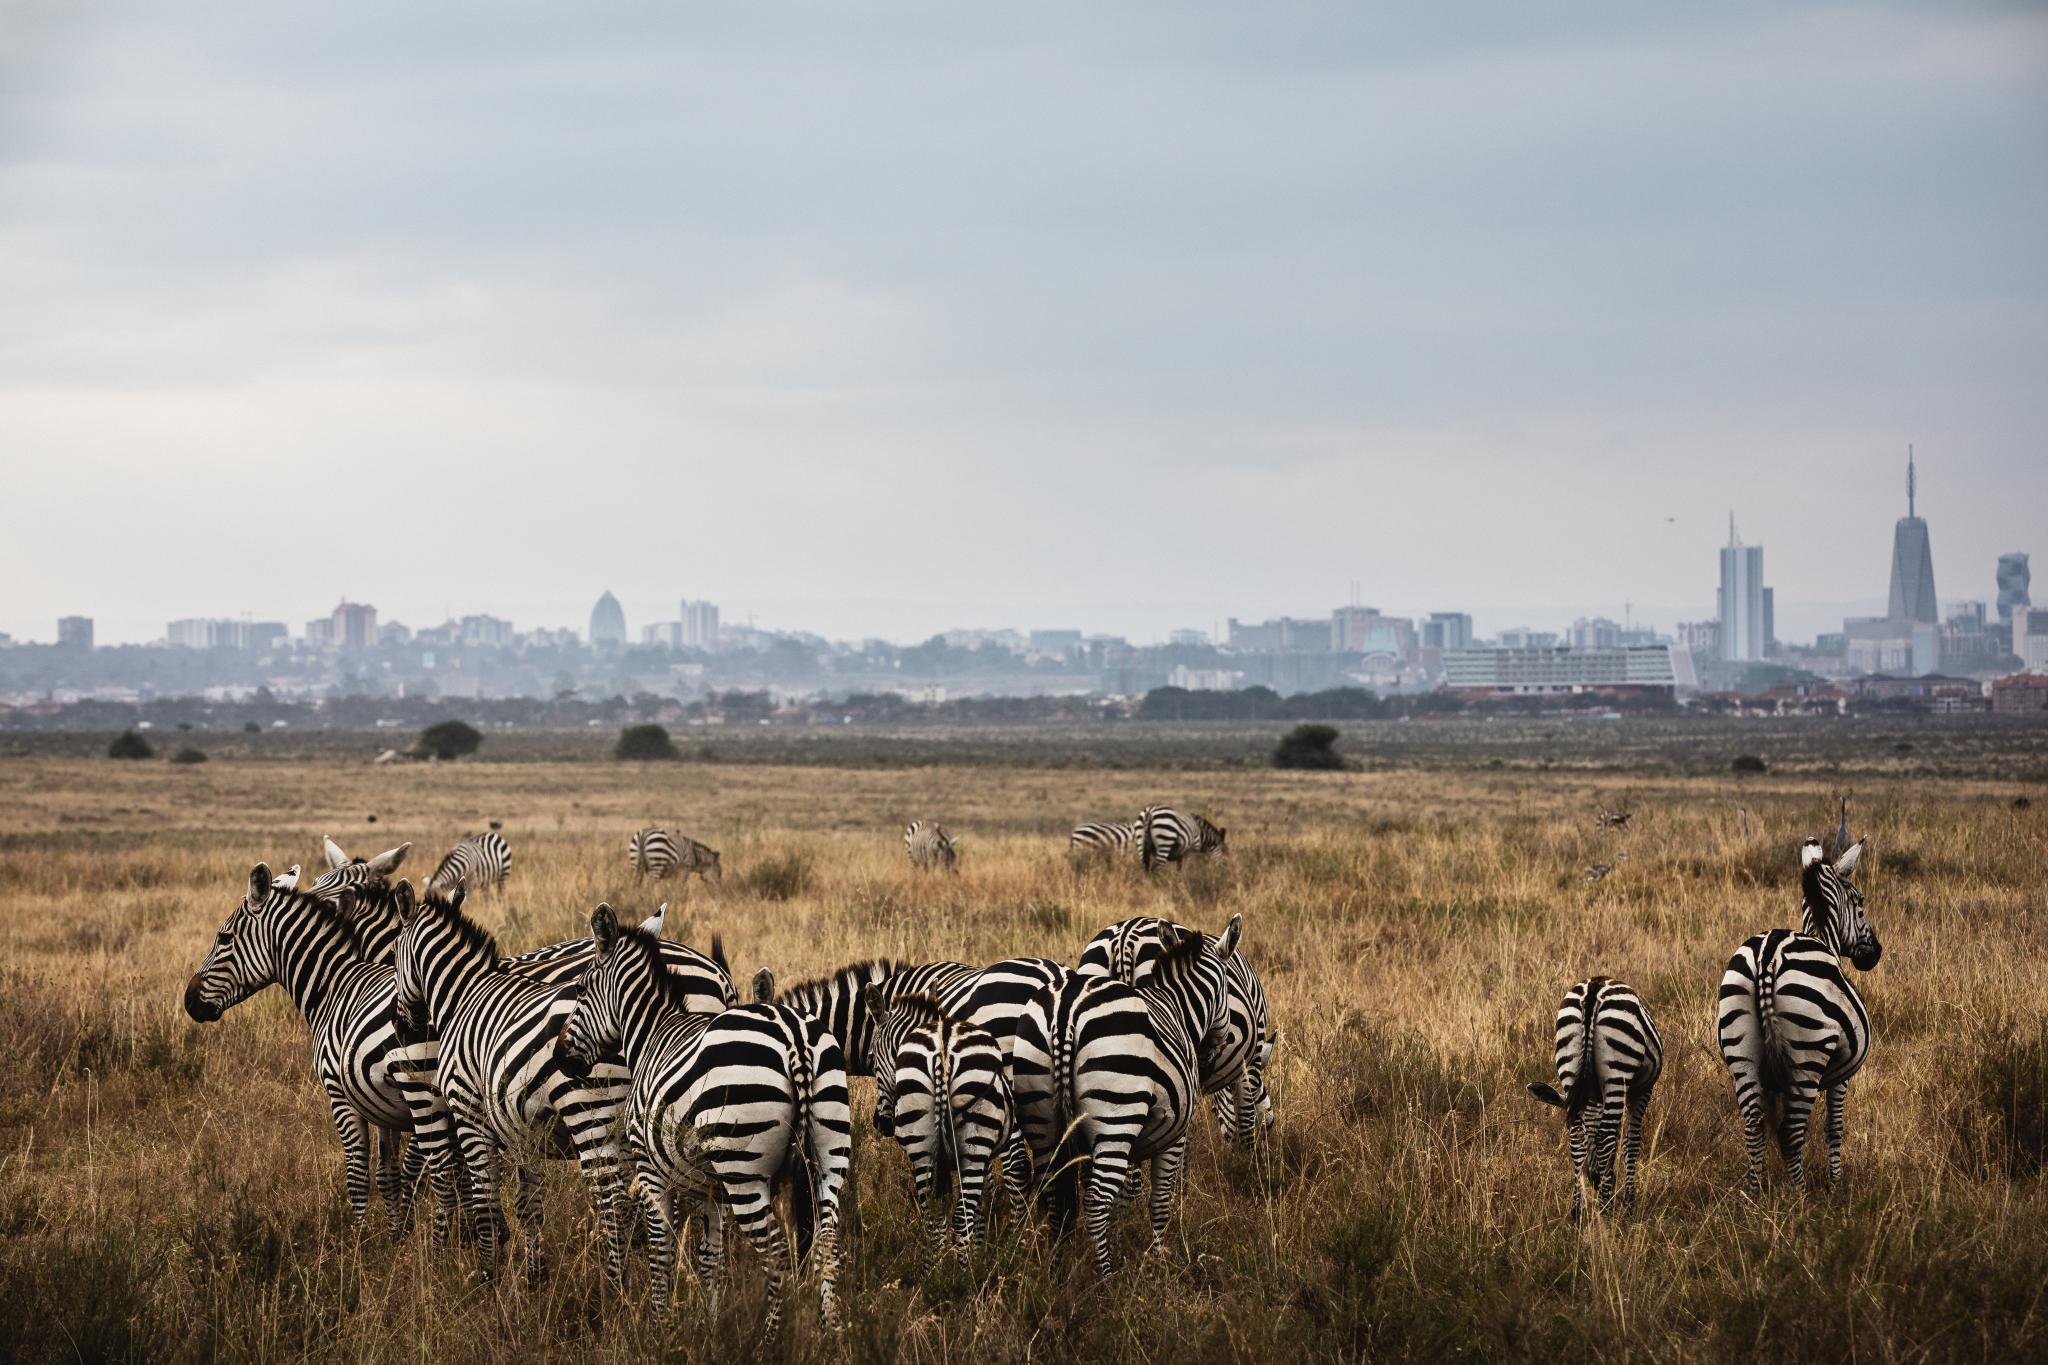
left=1835, top=838, right=1866, bottom=876
left=590, top=903, right=621, bottom=955
left=392, top=880, right=417, bottom=922
left=366, top=842, right=411, bottom=876
left=858, top=983, right=881, bottom=1015
left=640, top=903, right=667, bottom=939
left=328, top=886, right=358, bottom=920
left=247, top=862, right=273, bottom=904
left=1217, top=913, right=1243, bottom=959
left=1799, top=838, right=1826, bottom=868
left=272, top=864, right=301, bottom=892
left=752, top=967, right=776, bottom=1003
left=323, top=837, right=348, bottom=870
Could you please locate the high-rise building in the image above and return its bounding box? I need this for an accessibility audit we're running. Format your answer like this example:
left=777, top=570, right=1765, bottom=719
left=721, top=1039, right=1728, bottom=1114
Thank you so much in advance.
left=681, top=599, right=721, bottom=650
left=1887, top=450, right=1938, bottom=624
left=1718, top=515, right=1767, bottom=662
left=331, top=601, right=378, bottom=651
left=1997, top=552, right=2031, bottom=626
left=57, top=616, right=93, bottom=648
left=1422, top=612, right=1474, bottom=652
left=1330, top=606, right=1417, bottom=662
left=1568, top=617, right=1621, bottom=652
left=589, top=591, right=627, bottom=648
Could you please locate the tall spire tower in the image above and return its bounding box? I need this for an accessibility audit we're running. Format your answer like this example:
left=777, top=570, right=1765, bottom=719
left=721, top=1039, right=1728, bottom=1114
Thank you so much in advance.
left=1886, top=446, right=1937, bottom=624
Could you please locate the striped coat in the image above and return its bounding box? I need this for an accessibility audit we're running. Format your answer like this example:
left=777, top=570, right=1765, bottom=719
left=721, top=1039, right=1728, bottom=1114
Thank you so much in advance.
left=904, top=821, right=959, bottom=872
left=1067, top=819, right=1140, bottom=858
left=429, top=831, right=511, bottom=895
left=1138, top=806, right=1227, bottom=873
left=628, top=827, right=723, bottom=884
left=1526, top=976, right=1663, bottom=1217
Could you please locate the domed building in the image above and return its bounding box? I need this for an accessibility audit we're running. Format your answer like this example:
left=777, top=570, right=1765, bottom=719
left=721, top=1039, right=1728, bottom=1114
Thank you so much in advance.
left=588, top=590, right=627, bottom=648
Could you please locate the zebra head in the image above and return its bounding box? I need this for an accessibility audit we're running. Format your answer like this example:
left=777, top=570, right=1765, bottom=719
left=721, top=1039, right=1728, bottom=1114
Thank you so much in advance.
left=859, top=987, right=944, bottom=1138
left=559, top=903, right=670, bottom=1079
left=390, top=882, right=484, bottom=1037
left=1218, top=1032, right=1278, bottom=1145
left=1149, top=916, right=1240, bottom=1051
left=184, top=863, right=356, bottom=1022
left=308, top=839, right=411, bottom=896
left=1801, top=837, right=1880, bottom=970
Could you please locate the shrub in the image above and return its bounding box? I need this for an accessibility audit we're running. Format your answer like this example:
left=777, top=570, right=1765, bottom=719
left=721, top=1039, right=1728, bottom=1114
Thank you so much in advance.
left=107, top=731, right=154, bottom=760
left=1274, top=723, right=1346, bottom=770
left=1731, top=754, right=1768, bottom=773
left=242, top=721, right=260, bottom=734
left=170, top=747, right=207, bottom=765
left=737, top=851, right=812, bottom=901
left=614, top=723, right=680, bottom=761
left=417, top=719, right=483, bottom=760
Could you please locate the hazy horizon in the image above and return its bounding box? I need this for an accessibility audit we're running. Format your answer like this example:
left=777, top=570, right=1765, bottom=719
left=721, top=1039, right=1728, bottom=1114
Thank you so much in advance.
left=5, top=3, right=2044, bottom=649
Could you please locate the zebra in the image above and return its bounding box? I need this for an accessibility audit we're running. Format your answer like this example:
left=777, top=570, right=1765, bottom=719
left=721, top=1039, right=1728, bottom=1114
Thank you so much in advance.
left=1138, top=806, right=1227, bottom=873
left=270, top=864, right=302, bottom=891
left=769, top=959, right=977, bottom=1084
left=1011, top=917, right=1241, bottom=1274
left=628, top=827, right=723, bottom=884
left=1077, top=915, right=1277, bottom=1145
left=558, top=904, right=851, bottom=1333
left=428, top=830, right=511, bottom=895
left=1067, top=819, right=1140, bottom=860
left=861, top=989, right=1031, bottom=1259
left=904, top=820, right=959, bottom=872
left=309, top=837, right=412, bottom=897
left=1717, top=837, right=1881, bottom=1194
left=390, top=886, right=638, bottom=1283
left=185, top=865, right=455, bottom=1238
left=1525, top=976, right=1663, bottom=1219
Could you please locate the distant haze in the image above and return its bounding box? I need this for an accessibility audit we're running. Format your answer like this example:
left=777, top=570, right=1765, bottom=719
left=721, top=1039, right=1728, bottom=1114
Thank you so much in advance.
left=3, top=3, right=2043, bottom=646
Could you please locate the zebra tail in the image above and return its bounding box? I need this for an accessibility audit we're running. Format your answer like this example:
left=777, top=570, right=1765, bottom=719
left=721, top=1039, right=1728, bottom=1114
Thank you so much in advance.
left=710, top=934, right=729, bottom=979
left=935, top=1027, right=958, bottom=1175
left=1140, top=821, right=1159, bottom=874
left=1755, top=963, right=1789, bottom=1091
left=1566, top=977, right=1605, bottom=1114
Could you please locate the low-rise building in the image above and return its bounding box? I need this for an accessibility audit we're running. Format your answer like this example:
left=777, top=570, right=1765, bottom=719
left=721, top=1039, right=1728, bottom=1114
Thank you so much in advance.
left=1991, top=673, right=2048, bottom=714
left=1442, top=645, right=1680, bottom=698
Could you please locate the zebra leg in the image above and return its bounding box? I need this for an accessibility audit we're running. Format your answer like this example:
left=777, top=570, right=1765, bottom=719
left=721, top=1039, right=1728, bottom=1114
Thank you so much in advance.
left=1777, top=1076, right=1822, bottom=1194
left=1622, top=1084, right=1651, bottom=1207
left=1565, top=1110, right=1590, bottom=1221
left=1084, top=1140, right=1135, bottom=1277
left=396, top=1131, right=427, bottom=1233
left=514, top=1162, right=546, bottom=1285
left=451, top=1120, right=504, bottom=1274
left=375, top=1126, right=409, bottom=1237
left=1000, top=1130, right=1033, bottom=1224
left=1145, top=1136, right=1189, bottom=1258
left=725, top=1179, right=791, bottom=1337
left=696, top=1192, right=726, bottom=1315
left=1824, top=1083, right=1848, bottom=1188
left=322, top=1084, right=374, bottom=1227
left=954, top=1144, right=992, bottom=1254
left=911, top=1155, right=949, bottom=1269
left=571, top=1138, right=630, bottom=1292
left=1595, top=1079, right=1627, bottom=1207
left=637, top=1168, right=678, bottom=1313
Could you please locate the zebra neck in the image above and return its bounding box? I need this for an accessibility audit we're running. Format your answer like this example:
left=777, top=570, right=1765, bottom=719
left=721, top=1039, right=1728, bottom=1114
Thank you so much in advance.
left=275, top=922, right=353, bottom=1020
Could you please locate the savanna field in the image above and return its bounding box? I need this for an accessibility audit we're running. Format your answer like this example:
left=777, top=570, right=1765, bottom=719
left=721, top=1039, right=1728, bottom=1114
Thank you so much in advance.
left=2, top=728, right=2045, bottom=1362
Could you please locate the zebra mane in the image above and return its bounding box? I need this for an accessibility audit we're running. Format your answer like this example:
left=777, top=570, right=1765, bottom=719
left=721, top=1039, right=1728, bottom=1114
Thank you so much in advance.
left=1151, top=926, right=1207, bottom=981
left=1798, top=858, right=1851, bottom=951
left=885, top=992, right=946, bottom=1029
left=776, top=958, right=901, bottom=1005
left=617, top=925, right=703, bottom=1015
left=263, top=885, right=369, bottom=960
left=417, top=887, right=502, bottom=967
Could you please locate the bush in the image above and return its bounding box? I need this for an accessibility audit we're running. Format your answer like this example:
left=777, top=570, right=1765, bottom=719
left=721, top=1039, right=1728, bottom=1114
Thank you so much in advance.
left=170, top=748, right=207, bottom=765
left=1731, top=754, right=1768, bottom=773
left=737, top=851, right=812, bottom=900
left=107, top=731, right=154, bottom=760
left=242, top=721, right=260, bottom=734
left=1274, top=723, right=1346, bottom=770
left=417, top=719, right=483, bottom=761
left=614, top=724, right=680, bottom=761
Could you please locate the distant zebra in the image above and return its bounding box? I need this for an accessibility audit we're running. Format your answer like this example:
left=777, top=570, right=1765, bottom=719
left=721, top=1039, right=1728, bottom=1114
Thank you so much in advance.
left=1138, top=806, right=1227, bottom=873
left=904, top=820, right=959, bottom=872
left=559, top=905, right=850, bottom=1332
left=1067, top=819, right=1140, bottom=859
left=1717, top=837, right=1881, bottom=1193
left=862, top=990, right=1031, bottom=1258
left=628, top=827, right=722, bottom=884
left=1525, top=977, right=1663, bottom=1218
left=1011, top=917, right=1241, bottom=1274
left=1077, top=915, right=1276, bottom=1145
left=429, top=830, right=511, bottom=894
left=392, top=888, right=637, bottom=1283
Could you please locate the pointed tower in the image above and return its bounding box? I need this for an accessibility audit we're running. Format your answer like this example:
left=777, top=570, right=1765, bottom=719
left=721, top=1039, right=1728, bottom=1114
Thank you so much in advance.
left=1886, top=447, right=1938, bottom=624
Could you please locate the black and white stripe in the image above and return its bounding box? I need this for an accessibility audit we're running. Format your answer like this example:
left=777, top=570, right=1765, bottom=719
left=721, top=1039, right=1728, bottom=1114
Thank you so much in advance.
left=628, top=827, right=723, bottom=884
left=559, top=906, right=851, bottom=1333
left=862, top=991, right=1030, bottom=1258
left=1717, top=837, right=1880, bottom=1192
left=1526, top=976, right=1663, bottom=1218
left=770, top=959, right=976, bottom=1084
left=1138, top=806, right=1227, bottom=873
left=1067, top=819, right=1140, bottom=858
left=1012, top=916, right=1242, bottom=1275
left=428, top=830, right=511, bottom=895
left=904, top=820, right=959, bottom=872
left=309, top=836, right=413, bottom=898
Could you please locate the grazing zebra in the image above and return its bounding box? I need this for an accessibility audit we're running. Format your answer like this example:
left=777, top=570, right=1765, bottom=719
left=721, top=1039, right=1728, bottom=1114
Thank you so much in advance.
left=310, top=837, right=412, bottom=897
left=904, top=820, right=959, bottom=873
left=1138, top=806, right=1227, bottom=873
left=1077, top=915, right=1277, bottom=1145
left=184, top=865, right=454, bottom=1237
left=1717, top=837, right=1881, bottom=1193
left=862, top=989, right=1031, bottom=1257
left=429, top=830, right=511, bottom=894
left=391, top=887, right=636, bottom=1284
left=1525, top=977, right=1663, bottom=1218
left=559, top=904, right=850, bottom=1333
left=1594, top=809, right=1633, bottom=830
left=1011, top=917, right=1241, bottom=1274
left=628, top=827, right=723, bottom=884
left=1067, top=819, right=1140, bottom=859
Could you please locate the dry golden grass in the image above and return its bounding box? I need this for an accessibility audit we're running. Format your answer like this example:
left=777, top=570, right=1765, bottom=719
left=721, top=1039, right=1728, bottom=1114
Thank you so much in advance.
left=1, top=755, right=2044, bottom=1362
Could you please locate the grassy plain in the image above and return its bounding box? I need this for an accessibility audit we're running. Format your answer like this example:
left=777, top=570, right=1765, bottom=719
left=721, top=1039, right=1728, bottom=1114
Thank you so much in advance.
left=0, top=745, right=2043, bottom=1362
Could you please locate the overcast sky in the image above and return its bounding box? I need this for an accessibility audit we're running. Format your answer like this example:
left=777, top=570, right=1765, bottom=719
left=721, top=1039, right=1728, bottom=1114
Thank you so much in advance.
left=3, top=2, right=2044, bottom=646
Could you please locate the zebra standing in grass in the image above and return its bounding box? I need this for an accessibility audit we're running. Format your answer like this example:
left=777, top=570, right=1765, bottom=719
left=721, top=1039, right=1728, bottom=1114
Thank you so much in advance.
left=1138, top=806, right=1227, bottom=873
left=429, top=830, right=511, bottom=894
left=1525, top=976, right=1663, bottom=1219
left=559, top=904, right=850, bottom=1333
left=1077, top=915, right=1277, bottom=1145
left=904, top=820, right=959, bottom=872
left=770, top=959, right=977, bottom=1081
left=1011, top=918, right=1241, bottom=1274
left=1717, top=837, right=1881, bottom=1193
left=1067, top=819, right=1140, bottom=859
left=628, top=827, right=723, bottom=884
left=185, top=865, right=454, bottom=1237
left=391, top=887, right=637, bottom=1284
left=862, top=990, right=1030, bottom=1257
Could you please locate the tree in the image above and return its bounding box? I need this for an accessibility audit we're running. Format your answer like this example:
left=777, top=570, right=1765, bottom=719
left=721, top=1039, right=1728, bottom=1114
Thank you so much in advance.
left=1273, top=723, right=1346, bottom=770
left=614, top=723, right=681, bottom=761
left=417, top=719, right=483, bottom=760
left=171, top=747, right=208, bottom=764
left=108, top=730, right=155, bottom=760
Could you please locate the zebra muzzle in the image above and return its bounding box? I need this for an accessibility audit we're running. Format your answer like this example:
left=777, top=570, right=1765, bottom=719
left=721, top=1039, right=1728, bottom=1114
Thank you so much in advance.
left=183, top=977, right=221, bottom=1022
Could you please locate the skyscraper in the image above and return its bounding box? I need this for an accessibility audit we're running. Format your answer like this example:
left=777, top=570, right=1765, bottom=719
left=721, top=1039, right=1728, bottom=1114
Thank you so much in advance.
left=1997, top=552, right=2031, bottom=626
left=1718, top=515, right=1766, bottom=662
left=57, top=616, right=94, bottom=648
left=1887, top=449, right=1938, bottom=624
left=589, top=590, right=627, bottom=647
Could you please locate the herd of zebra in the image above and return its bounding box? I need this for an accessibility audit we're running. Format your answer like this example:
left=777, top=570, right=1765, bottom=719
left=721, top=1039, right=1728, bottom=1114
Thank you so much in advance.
left=182, top=818, right=1269, bottom=1332
left=179, top=808, right=1883, bottom=1331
